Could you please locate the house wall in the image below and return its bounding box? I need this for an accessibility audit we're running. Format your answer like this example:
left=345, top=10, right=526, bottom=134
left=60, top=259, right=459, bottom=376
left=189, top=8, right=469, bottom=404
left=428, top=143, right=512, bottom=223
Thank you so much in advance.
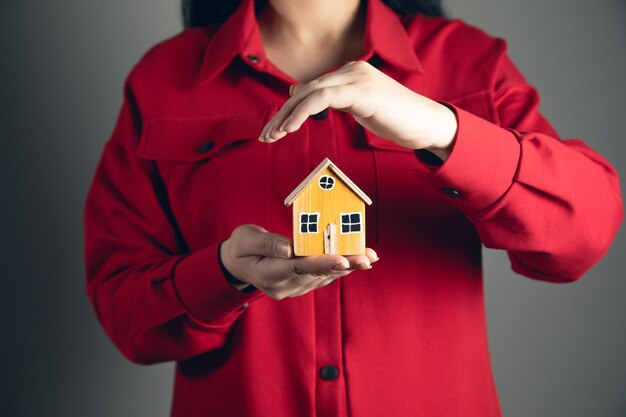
left=292, top=168, right=365, bottom=256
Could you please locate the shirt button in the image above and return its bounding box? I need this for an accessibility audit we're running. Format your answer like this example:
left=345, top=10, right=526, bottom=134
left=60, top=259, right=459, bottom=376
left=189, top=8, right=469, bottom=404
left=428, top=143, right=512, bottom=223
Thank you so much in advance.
left=311, top=108, right=328, bottom=120
left=440, top=187, right=462, bottom=198
left=246, top=54, right=260, bottom=63
left=198, top=140, right=215, bottom=153
left=236, top=302, right=250, bottom=312
left=319, top=365, right=339, bottom=380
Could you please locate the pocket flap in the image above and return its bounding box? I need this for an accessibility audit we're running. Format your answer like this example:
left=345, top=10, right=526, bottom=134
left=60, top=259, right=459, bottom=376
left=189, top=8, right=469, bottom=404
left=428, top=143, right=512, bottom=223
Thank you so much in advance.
left=135, top=110, right=272, bottom=161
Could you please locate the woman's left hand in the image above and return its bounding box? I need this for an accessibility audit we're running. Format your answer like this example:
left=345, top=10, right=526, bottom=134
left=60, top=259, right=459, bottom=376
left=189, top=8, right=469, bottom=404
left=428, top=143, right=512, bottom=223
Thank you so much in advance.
left=258, top=60, right=458, bottom=159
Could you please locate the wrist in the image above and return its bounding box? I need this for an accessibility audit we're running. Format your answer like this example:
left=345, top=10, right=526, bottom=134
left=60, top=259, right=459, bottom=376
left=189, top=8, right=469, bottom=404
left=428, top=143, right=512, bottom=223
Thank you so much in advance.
left=424, top=102, right=458, bottom=161
left=218, top=240, right=256, bottom=293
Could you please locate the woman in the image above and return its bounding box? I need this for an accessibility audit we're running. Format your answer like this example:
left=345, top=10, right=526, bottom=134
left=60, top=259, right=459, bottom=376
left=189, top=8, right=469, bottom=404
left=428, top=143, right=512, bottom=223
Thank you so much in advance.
left=83, top=0, right=623, bottom=415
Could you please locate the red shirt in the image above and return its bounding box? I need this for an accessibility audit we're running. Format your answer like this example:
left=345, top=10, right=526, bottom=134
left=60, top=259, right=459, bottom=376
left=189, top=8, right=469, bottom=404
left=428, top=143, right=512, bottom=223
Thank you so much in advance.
left=83, top=0, right=624, bottom=415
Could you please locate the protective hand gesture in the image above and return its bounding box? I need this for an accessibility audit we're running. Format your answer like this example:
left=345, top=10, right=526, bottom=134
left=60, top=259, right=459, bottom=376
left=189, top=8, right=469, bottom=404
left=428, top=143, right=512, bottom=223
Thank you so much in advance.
left=258, top=60, right=457, bottom=155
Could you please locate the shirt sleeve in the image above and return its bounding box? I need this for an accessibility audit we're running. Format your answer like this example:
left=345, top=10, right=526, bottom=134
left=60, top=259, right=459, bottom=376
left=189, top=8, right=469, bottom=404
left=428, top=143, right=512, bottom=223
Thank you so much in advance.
left=83, top=76, right=264, bottom=365
left=412, top=41, right=624, bottom=283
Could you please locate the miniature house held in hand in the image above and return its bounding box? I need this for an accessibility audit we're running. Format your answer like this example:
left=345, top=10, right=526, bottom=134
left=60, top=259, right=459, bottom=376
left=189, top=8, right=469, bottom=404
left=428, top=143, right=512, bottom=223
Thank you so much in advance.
left=284, top=158, right=373, bottom=256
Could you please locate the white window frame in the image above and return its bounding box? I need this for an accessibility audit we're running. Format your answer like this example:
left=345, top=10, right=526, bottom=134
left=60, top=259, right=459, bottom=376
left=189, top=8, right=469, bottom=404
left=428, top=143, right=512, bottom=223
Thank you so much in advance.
left=318, top=175, right=335, bottom=190
left=339, top=212, right=362, bottom=234
left=299, top=212, right=320, bottom=234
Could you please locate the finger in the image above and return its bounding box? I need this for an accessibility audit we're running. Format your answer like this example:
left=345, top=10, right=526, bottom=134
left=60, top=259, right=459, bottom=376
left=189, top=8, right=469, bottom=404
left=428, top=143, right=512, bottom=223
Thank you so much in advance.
left=258, top=270, right=328, bottom=296
left=277, top=269, right=338, bottom=290
left=365, top=247, right=379, bottom=263
left=344, top=248, right=380, bottom=270
left=285, top=270, right=352, bottom=298
left=285, top=85, right=356, bottom=130
left=233, top=224, right=293, bottom=258
left=285, top=276, right=335, bottom=298
left=289, top=61, right=356, bottom=97
left=260, top=72, right=355, bottom=142
left=284, top=273, right=335, bottom=296
left=265, top=84, right=356, bottom=143
left=258, top=254, right=350, bottom=282
left=296, top=268, right=352, bottom=288
left=263, top=77, right=352, bottom=142
left=344, top=254, right=372, bottom=270
left=252, top=256, right=349, bottom=296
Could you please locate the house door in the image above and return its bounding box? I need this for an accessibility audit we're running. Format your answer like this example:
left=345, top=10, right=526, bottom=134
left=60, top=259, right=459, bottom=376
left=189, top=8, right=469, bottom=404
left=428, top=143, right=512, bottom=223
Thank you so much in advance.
left=324, top=223, right=337, bottom=255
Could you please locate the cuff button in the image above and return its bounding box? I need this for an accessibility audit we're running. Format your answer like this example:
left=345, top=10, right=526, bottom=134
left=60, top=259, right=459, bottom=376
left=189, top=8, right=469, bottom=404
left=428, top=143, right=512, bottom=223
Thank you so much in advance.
left=198, top=140, right=215, bottom=153
left=441, top=187, right=462, bottom=198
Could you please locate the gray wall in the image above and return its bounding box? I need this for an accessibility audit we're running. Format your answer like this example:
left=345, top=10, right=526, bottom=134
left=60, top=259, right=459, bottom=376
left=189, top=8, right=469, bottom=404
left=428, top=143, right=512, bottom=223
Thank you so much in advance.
left=1, top=0, right=624, bottom=416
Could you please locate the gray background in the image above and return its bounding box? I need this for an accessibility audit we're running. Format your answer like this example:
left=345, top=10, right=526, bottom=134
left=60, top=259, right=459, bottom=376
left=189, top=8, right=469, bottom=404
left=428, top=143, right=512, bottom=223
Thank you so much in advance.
left=1, top=0, right=624, bottom=416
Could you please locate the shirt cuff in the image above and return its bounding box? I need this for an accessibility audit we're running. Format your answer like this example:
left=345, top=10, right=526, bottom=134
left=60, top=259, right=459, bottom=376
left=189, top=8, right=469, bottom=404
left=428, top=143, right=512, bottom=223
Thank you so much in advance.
left=412, top=100, right=521, bottom=217
left=172, top=241, right=265, bottom=326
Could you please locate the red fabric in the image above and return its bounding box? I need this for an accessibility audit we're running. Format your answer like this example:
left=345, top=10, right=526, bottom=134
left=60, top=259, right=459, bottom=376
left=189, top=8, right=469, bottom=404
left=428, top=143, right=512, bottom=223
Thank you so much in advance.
left=83, top=0, right=624, bottom=415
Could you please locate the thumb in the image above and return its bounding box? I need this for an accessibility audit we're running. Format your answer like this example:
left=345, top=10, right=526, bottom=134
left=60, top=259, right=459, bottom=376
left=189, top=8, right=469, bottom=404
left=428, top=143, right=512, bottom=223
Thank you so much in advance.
left=235, top=224, right=293, bottom=258
left=289, top=83, right=300, bottom=97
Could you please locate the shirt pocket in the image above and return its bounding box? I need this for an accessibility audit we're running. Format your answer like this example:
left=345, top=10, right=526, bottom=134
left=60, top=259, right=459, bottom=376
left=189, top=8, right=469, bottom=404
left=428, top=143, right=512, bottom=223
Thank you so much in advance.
left=133, top=110, right=273, bottom=245
left=135, top=111, right=271, bottom=162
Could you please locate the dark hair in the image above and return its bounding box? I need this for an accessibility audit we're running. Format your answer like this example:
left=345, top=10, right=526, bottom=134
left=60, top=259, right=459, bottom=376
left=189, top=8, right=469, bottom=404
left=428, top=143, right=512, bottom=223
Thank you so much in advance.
left=182, top=0, right=446, bottom=28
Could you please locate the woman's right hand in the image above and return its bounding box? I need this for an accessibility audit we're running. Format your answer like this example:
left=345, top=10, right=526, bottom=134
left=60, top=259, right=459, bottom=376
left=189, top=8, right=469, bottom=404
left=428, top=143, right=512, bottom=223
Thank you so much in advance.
left=220, top=224, right=378, bottom=300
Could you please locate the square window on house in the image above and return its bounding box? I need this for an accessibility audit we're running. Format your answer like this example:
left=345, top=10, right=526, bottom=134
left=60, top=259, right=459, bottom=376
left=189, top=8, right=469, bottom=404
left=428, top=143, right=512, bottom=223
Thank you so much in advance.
left=299, top=212, right=320, bottom=234
left=340, top=212, right=362, bottom=234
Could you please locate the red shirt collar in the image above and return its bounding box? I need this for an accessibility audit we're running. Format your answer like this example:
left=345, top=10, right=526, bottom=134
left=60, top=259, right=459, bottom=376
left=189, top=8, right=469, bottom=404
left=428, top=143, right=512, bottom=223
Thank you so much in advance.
left=199, top=0, right=425, bottom=84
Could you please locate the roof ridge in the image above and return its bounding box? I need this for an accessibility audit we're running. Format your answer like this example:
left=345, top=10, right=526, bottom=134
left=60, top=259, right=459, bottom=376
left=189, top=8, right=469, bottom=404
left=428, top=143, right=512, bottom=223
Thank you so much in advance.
left=284, top=158, right=373, bottom=207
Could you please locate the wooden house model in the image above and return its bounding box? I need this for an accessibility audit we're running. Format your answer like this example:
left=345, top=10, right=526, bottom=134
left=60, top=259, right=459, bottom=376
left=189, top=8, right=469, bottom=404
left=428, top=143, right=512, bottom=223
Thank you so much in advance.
left=284, top=158, right=373, bottom=256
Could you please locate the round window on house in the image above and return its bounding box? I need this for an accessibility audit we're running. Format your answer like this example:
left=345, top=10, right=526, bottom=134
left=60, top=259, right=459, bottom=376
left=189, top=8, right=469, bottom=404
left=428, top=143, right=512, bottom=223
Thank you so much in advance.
left=319, top=175, right=335, bottom=190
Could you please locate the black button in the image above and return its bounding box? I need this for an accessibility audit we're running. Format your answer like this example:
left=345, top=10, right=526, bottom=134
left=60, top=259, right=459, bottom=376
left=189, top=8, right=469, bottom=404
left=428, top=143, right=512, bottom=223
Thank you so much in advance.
left=247, top=54, right=260, bottom=63
left=236, top=302, right=250, bottom=312
left=198, top=140, right=215, bottom=153
left=311, top=108, right=328, bottom=120
left=319, top=365, right=339, bottom=380
left=440, top=187, right=462, bottom=198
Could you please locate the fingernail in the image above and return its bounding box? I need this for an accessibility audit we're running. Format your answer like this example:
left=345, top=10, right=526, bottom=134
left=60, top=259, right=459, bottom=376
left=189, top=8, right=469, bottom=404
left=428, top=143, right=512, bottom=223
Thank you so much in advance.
left=289, top=84, right=295, bottom=96
left=357, top=263, right=371, bottom=269
left=332, top=263, right=348, bottom=272
left=259, top=126, right=268, bottom=142
left=277, top=241, right=291, bottom=258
